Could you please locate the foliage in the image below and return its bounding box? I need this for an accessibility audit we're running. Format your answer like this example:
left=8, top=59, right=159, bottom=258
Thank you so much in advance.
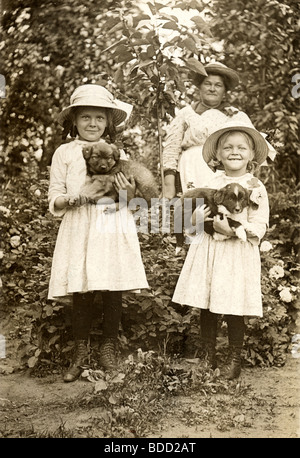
left=1, top=167, right=298, bottom=371
left=0, top=0, right=299, bottom=373
left=205, top=0, right=300, bottom=182
left=0, top=0, right=126, bottom=173
left=75, top=348, right=240, bottom=438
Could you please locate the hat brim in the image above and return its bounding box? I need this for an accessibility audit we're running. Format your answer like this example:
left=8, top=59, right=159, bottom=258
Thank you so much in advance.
left=202, top=124, right=269, bottom=165
left=57, top=100, right=131, bottom=126
left=204, top=64, right=240, bottom=90
left=190, top=65, right=239, bottom=91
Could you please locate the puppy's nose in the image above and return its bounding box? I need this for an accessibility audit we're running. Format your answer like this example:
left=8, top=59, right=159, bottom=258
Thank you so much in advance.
left=234, top=206, right=242, bottom=213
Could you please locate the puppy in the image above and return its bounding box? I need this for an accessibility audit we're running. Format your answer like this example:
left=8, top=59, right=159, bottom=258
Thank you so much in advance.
left=174, top=183, right=253, bottom=248
left=81, top=142, right=159, bottom=205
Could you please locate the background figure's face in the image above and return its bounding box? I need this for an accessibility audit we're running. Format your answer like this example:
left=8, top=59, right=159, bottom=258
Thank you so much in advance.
left=74, top=107, right=108, bottom=142
left=199, top=74, right=226, bottom=107
left=216, top=132, right=254, bottom=176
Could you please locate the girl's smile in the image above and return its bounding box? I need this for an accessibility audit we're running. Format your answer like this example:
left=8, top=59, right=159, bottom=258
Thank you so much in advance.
left=216, top=132, right=254, bottom=176
left=75, top=107, right=108, bottom=142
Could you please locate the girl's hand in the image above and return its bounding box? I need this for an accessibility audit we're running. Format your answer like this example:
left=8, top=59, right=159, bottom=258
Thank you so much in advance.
left=54, top=195, right=89, bottom=210
left=192, top=204, right=212, bottom=226
left=68, top=195, right=89, bottom=207
left=114, top=172, right=136, bottom=202
left=213, top=214, right=235, bottom=236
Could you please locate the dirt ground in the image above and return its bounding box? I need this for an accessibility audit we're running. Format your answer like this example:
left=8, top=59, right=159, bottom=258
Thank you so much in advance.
left=0, top=354, right=299, bottom=439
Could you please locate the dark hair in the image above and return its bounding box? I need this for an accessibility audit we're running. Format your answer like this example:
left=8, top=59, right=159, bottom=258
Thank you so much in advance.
left=61, top=106, right=117, bottom=142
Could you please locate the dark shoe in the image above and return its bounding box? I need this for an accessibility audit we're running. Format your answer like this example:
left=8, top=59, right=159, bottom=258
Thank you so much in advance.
left=63, top=340, right=88, bottom=383
left=227, top=347, right=242, bottom=380
left=99, top=338, right=117, bottom=370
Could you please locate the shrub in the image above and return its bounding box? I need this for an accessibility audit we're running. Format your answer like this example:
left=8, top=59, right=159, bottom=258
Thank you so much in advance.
left=1, top=162, right=299, bottom=372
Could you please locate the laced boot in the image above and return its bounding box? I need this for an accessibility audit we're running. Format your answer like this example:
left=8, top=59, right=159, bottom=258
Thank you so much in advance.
left=63, top=340, right=88, bottom=383
left=99, top=338, right=117, bottom=371
left=227, top=346, right=242, bottom=380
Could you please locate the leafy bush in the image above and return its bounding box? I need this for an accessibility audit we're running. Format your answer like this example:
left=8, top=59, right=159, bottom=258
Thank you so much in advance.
left=1, top=163, right=299, bottom=371
left=1, top=1, right=299, bottom=373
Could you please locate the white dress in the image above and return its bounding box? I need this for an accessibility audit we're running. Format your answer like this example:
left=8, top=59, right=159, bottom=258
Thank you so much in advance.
left=172, top=172, right=269, bottom=317
left=47, top=139, right=149, bottom=300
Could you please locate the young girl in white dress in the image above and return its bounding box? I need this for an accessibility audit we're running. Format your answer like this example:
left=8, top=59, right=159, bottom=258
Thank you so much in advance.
left=172, top=120, right=270, bottom=379
left=48, top=84, right=149, bottom=382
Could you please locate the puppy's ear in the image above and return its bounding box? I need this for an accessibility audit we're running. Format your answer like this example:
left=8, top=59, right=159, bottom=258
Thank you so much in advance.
left=111, top=144, right=121, bottom=161
left=214, top=189, right=224, bottom=205
left=82, top=146, right=93, bottom=160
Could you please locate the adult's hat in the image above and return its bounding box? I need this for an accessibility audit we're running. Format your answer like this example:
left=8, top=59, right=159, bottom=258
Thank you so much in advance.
left=190, top=61, right=240, bottom=91
left=202, top=120, right=269, bottom=165
left=57, top=84, right=133, bottom=126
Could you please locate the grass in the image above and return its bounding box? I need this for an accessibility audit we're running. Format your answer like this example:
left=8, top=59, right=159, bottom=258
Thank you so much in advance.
left=3, top=349, right=275, bottom=438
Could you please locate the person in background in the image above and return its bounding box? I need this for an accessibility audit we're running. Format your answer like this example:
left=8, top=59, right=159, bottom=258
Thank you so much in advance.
left=162, top=61, right=274, bottom=198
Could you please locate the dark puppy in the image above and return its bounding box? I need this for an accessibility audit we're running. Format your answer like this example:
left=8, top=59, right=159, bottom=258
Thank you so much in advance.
left=81, top=142, right=159, bottom=205
left=174, top=183, right=253, bottom=247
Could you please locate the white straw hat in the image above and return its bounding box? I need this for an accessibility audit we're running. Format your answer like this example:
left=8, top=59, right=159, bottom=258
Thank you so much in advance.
left=190, top=61, right=240, bottom=90
left=57, top=84, right=133, bottom=126
left=202, top=120, right=269, bottom=165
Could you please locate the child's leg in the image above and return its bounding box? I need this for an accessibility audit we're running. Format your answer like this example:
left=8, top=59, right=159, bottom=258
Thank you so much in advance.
left=64, top=291, right=96, bottom=383
left=99, top=291, right=122, bottom=370
left=72, top=292, right=95, bottom=339
left=225, top=314, right=245, bottom=379
left=200, top=309, right=218, bottom=369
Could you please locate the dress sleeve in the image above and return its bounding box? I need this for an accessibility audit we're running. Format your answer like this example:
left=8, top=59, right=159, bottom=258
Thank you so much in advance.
left=245, top=184, right=269, bottom=245
left=163, top=108, right=187, bottom=173
left=48, top=146, right=69, bottom=217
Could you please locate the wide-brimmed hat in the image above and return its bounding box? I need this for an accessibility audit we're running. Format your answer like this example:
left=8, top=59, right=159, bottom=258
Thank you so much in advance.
left=57, top=84, right=133, bottom=126
left=190, top=61, right=240, bottom=91
left=202, top=120, right=269, bottom=165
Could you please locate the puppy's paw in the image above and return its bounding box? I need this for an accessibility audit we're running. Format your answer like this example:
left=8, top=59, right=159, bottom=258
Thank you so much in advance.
left=175, top=246, right=182, bottom=255
left=213, top=232, right=229, bottom=241
left=235, top=226, right=247, bottom=242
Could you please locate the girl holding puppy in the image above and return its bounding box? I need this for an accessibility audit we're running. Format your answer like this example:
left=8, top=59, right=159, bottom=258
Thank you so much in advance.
left=48, top=84, right=149, bottom=382
left=172, top=120, right=270, bottom=379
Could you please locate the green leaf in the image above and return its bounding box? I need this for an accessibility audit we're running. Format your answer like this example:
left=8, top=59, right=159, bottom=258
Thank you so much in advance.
left=181, top=38, right=197, bottom=53
left=190, top=15, right=211, bottom=35
left=94, top=380, right=108, bottom=393
left=161, top=21, right=179, bottom=31
left=183, top=58, right=207, bottom=76
left=114, top=67, right=124, bottom=84
left=28, top=355, right=38, bottom=368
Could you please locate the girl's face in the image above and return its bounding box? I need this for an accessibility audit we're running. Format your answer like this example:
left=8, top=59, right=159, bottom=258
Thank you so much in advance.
left=199, top=74, right=226, bottom=107
left=216, top=132, right=255, bottom=176
left=74, top=107, right=108, bottom=142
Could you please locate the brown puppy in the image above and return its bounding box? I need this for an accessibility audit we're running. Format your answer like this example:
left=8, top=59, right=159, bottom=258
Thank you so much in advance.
left=81, top=142, right=159, bottom=205
left=174, top=183, right=254, bottom=247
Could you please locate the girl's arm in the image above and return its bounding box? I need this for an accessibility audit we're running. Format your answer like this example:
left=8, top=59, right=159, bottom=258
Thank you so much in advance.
left=49, top=146, right=90, bottom=215
left=48, top=147, right=69, bottom=217
left=244, top=185, right=270, bottom=245
left=213, top=215, right=236, bottom=236
left=212, top=184, right=270, bottom=244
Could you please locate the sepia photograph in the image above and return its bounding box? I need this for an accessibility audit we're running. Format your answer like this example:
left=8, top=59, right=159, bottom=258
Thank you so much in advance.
left=0, top=0, right=299, bottom=441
